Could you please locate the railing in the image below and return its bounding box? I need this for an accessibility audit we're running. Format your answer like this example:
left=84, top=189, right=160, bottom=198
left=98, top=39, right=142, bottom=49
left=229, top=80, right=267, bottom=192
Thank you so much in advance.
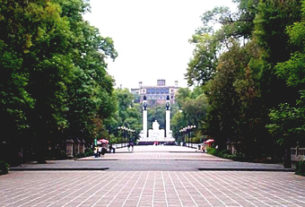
left=291, top=147, right=305, bottom=162
left=185, top=142, right=201, bottom=150
left=113, top=143, right=129, bottom=149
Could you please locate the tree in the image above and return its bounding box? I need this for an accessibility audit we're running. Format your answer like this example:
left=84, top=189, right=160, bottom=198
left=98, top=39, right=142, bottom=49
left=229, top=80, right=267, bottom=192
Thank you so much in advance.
left=267, top=0, right=305, bottom=167
left=148, top=105, right=166, bottom=130
left=186, top=1, right=260, bottom=87
left=171, top=87, right=208, bottom=141
left=111, top=88, right=142, bottom=139
left=205, top=41, right=245, bottom=150
left=186, top=0, right=304, bottom=165
left=0, top=0, right=118, bottom=163
left=0, top=0, right=74, bottom=162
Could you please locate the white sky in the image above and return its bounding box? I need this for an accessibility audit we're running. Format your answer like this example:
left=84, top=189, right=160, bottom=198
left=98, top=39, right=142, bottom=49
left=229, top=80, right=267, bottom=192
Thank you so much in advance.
left=84, top=0, right=236, bottom=89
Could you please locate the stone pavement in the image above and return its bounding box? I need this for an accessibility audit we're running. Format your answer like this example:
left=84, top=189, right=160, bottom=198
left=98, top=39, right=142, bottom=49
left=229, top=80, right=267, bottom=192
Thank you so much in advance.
left=10, top=146, right=292, bottom=171
left=1, top=145, right=305, bottom=206
left=1, top=171, right=305, bottom=207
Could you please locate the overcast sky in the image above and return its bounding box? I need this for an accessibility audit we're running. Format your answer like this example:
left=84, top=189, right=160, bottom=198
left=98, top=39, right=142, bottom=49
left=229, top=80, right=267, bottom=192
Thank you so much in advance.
left=84, top=0, right=236, bottom=89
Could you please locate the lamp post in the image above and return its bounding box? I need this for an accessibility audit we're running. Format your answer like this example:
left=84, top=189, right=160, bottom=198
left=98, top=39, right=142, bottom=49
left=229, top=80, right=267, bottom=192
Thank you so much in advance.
left=179, top=127, right=187, bottom=146
left=179, top=129, right=182, bottom=146
left=123, top=126, right=127, bottom=147
left=118, top=126, right=136, bottom=148
left=126, top=128, right=131, bottom=147
left=189, top=125, right=196, bottom=147
left=117, top=126, right=121, bottom=148
left=179, top=125, right=196, bottom=148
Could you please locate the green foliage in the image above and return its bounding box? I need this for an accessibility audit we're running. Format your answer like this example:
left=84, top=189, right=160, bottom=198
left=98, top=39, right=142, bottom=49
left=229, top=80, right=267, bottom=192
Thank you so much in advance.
left=186, top=0, right=305, bottom=164
left=186, top=34, right=219, bottom=86
left=206, top=147, right=218, bottom=155
left=0, top=0, right=118, bottom=163
left=190, top=137, right=201, bottom=143
left=0, top=161, right=9, bottom=175
left=186, top=0, right=260, bottom=87
left=205, top=40, right=264, bottom=152
left=296, top=160, right=305, bottom=176
left=171, top=110, right=187, bottom=138
left=267, top=92, right=305, bottom=147
left=110, top=88, right=141, bottom=139
left=171, top=86, right=208, bottom=140
left=275, top=0, right=305, bottom=88
left=267, top=0, right=305, bottom=154
left=206, top=147, right=245, bottom=161
left=254, top=0, right=301, bottom=65
left=148, top=105, right=166, bottom=129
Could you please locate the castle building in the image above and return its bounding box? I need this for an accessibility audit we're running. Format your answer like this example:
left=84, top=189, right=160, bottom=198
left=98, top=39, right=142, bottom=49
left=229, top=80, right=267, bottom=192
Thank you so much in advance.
left=131, top=79, right=179, bottom=105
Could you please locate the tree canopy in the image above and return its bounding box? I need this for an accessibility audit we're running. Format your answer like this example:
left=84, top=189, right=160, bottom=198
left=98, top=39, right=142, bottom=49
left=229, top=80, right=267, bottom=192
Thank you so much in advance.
left=0, top=0, right=117, bottom=163
left=185, top=0, right=305, bottom=165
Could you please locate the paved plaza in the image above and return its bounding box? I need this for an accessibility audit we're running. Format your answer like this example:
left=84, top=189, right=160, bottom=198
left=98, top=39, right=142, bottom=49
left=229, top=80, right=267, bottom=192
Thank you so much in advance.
left=1, top=146, right=305, bottom=207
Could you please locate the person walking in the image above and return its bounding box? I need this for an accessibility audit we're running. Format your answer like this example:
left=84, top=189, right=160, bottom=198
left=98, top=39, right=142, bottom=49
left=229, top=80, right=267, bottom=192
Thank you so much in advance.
left=130, top=141, right=134, bottom=152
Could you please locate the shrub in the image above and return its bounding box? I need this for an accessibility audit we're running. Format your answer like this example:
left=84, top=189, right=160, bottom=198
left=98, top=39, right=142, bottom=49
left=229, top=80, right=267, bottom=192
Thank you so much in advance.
left=84, top=148, right=94, bottom=157
left=75, top=153, right=85, bottom=158
left=296, top=160, right=305, bottom=176
left=206, top=147, right=218, bottom=155
left=191, top=137, right=201, bottom=143
left=0, top=161, right=9, bottom=175
left=206, top=147, right=246, bottom=161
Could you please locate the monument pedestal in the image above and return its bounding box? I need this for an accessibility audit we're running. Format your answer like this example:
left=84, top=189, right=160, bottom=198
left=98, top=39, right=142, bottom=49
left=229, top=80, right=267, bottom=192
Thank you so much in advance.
left=139, top=120, right=175, bottom=145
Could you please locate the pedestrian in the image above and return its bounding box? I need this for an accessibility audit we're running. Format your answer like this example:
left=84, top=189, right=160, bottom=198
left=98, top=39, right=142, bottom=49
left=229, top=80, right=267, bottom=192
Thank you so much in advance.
left=101, top=143, right=107, bottom=155
left=98, top=146, right=102, bottom=156
left=94, top=146, right=98, bottom=157
left=130, top=141, right=134, bottom=152
left=109, top=144, right=113, bottom=153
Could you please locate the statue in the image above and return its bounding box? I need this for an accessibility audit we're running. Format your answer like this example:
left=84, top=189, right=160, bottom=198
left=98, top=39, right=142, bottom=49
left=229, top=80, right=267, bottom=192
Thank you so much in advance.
left=152, top=120, right=160, bottom=130
left=166, top=102, right=170, bottom=110
left=143, top=102, right=147, bottom=110
left=143, top=95, right=147, bottom=110
left=166, top=95, right=170, bottom=110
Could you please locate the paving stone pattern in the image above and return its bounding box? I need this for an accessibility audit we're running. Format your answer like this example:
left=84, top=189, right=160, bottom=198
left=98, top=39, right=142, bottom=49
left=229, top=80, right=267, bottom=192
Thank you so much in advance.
left=11, top=146, right=289, bottom=171
left=1, top=146, right=305, bottom=206
left=1, top=171, right=305, bottom=207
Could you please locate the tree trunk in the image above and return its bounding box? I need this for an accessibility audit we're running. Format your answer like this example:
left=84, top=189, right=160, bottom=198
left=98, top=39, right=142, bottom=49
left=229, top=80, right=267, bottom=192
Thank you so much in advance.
left=283, top=146, right=291, bottom=168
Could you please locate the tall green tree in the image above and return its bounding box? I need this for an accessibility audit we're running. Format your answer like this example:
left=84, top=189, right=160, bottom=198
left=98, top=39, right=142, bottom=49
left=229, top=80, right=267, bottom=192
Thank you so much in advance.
left=112, top=88, right=142, bottom=137
left=267, top=0, right=305, bottom=167
left=0, top=0, right=118, bottom=163
left=171, top=87, right=208, bottom=141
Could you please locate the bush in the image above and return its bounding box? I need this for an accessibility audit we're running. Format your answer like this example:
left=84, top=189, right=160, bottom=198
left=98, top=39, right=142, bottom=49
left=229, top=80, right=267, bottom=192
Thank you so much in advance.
left=75, top=153, right=85, bottom=158
left=206, top=147, right=246, bottom=161
left=206, top=147, right=218, bottom=155
left=0, top=161, right=9, bottom=175
left=84, top=148, right=94, bottom=157
left=296, top=161, right=305, bottom=176
left=191, top=137, right=201, bottom=143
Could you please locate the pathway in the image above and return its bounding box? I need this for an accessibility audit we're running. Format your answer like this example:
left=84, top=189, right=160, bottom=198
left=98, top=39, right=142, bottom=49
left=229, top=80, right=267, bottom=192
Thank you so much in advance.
left=1, top=145, right=304, bottom=207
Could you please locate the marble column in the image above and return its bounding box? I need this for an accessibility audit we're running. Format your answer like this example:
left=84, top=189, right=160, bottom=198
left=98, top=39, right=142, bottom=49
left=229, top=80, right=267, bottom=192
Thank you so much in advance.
left=143, top=110, right=147, bottom=138
left=166, top=110, right=170, bottom=138
left=143, top=97, right=148, bottom=138
left=165, top=96, right=170, bottom=138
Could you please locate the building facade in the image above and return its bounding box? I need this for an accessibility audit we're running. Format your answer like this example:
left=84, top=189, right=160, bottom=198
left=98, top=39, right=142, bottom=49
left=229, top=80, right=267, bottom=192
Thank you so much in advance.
left=131, top=79, right=179, bottom=105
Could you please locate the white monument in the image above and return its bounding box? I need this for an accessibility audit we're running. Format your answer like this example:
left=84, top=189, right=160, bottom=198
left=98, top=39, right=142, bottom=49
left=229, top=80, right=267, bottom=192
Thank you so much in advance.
left=148, top=120, right=165, bottom=141
left=139, top=96, right=174, bottom=143
left=165, top=98, right=173, bottom=138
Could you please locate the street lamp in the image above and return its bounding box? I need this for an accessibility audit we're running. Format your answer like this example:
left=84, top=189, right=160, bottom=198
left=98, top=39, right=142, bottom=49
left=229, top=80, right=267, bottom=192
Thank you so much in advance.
left=179, top=125, right=196, bottom=147
left=118, top=126, right=136, bottom=149
left=179, top=127, right=187, bottom=146
left=189, top=125, right=196, bottom=147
